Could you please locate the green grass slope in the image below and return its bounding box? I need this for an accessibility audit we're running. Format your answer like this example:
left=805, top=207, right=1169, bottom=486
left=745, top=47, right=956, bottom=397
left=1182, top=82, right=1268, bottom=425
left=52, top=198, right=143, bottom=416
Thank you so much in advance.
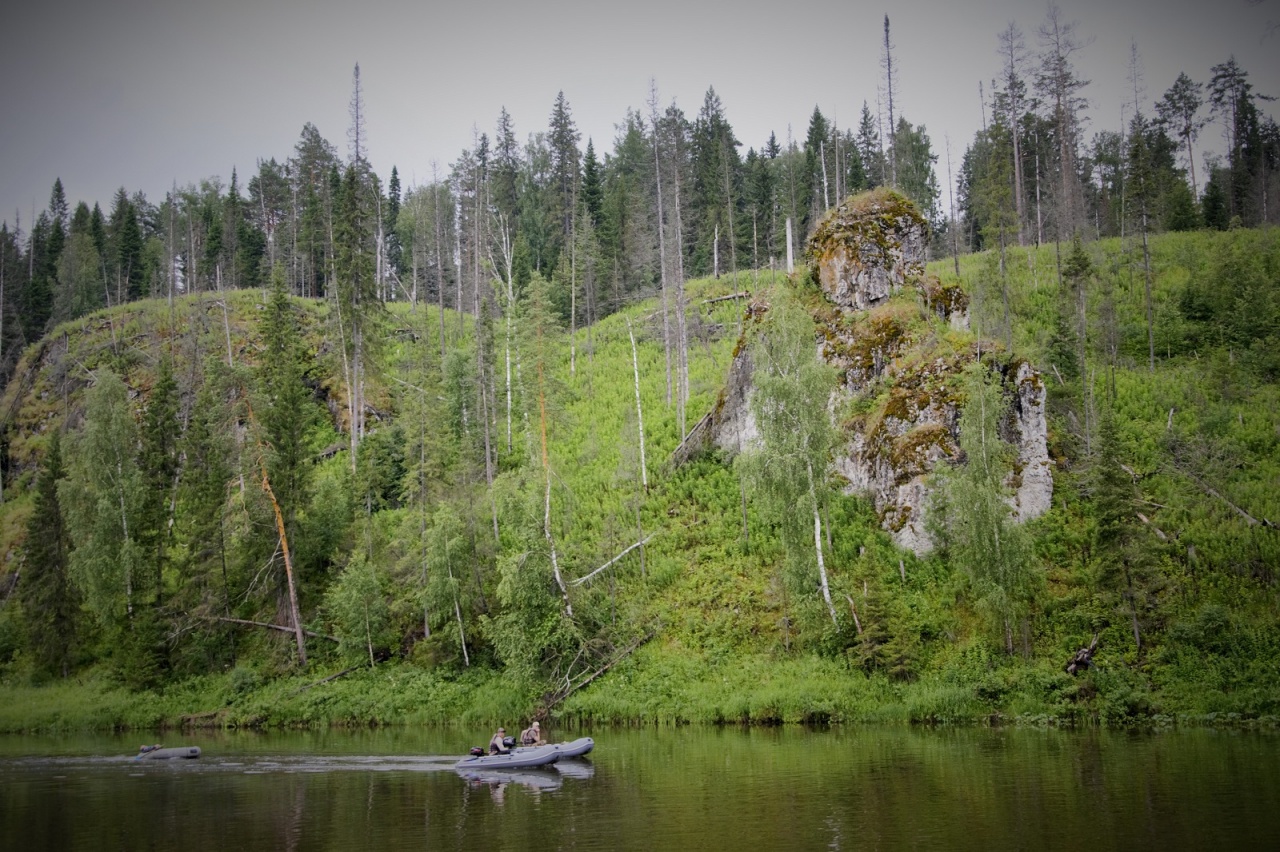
left=0, top=228, right=1278, bottom=731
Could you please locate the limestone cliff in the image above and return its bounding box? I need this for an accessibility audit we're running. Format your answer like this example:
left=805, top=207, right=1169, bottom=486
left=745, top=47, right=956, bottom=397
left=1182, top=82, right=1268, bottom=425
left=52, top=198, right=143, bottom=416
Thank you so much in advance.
left=679, top=189, right=1052, bottom=555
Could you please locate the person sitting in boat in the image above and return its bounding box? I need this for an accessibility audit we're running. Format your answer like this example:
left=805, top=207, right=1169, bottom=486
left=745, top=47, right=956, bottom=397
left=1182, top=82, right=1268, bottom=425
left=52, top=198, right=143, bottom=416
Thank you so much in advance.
left=520, top=721, right=544, bottom=746
left=488, top=727, right=510, bottom=755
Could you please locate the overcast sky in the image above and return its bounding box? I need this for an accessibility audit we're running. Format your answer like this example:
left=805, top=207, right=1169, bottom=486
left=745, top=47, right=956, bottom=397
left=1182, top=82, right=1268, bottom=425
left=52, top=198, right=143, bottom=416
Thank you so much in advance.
left=1, top=0, right=1276, bottom=226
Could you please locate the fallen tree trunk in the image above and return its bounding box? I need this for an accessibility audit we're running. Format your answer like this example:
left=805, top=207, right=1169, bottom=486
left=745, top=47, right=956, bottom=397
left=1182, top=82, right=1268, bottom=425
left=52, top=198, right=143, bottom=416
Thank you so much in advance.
left=702, top=291, right=749, bottom=305
left=213, top=616, right=338, bottom=643
left=288, top=665, right=363, bottom=697
left=1175, top=465, right=1277, bottom=530
left=572, top=534, right=655, bottom=586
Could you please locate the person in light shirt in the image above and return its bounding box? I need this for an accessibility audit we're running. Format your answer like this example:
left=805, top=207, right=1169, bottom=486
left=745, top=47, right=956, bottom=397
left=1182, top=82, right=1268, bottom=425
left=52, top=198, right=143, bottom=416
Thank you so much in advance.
left=520, top=720, right=544, bottom=746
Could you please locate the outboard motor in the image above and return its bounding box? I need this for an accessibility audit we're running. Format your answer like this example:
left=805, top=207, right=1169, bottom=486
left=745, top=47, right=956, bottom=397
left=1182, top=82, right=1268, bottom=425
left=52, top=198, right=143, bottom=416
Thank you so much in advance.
left=469, top=747, right=485, bottom=756
left=503, top=736, right=516, bottom=749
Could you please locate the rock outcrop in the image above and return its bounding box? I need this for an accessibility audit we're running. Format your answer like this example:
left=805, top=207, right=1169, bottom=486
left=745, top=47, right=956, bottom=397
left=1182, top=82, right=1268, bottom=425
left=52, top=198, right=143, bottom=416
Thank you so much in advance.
left=681, top=189, right=1052, bottom=555
left=809, top=190, right=928, bottom=312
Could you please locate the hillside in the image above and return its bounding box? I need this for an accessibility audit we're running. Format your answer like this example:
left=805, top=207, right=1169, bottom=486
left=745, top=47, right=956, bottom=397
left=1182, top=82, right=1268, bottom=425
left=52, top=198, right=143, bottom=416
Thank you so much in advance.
left=0, top=223, right=1278, bottom=731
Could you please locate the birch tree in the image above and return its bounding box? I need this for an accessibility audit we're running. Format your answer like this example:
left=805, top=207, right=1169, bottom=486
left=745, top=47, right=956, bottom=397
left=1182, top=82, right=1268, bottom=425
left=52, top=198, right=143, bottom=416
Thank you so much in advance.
left=929, top=364, right=1038, bottom=654
left=737, top=292, right=840, bottom=627
left=60, top=369, right=145, bottom=638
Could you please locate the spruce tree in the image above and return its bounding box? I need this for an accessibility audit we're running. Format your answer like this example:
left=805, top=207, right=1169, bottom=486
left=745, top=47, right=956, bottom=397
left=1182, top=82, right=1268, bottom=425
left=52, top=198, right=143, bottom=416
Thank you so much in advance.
left=1087, top=407, right=1159, bottom=653
left=492, top=107, right=522, bottom=230
left=19, top=432, right=78, bottom=678
left=22, top=213, right=53, bottom=340
left=174, top=367, right=234, bottom=635
left=581, top=140, right=603, bottom=230
left=803, top=106, right=831, bottom=225
left=333, top=162, right=380, bottom=453
left=547, top=91, right=582, bottom=270
left=258, top=264, right=319, bottom=542
left=856, top=102, right=886, bottom=189
left=138, top=358, right=180, bottom=606
left=689, top=88, right=743, bottom=278
left=108, top=189, right=144, bottom=302
left=386, top=165, right=403, bottom=278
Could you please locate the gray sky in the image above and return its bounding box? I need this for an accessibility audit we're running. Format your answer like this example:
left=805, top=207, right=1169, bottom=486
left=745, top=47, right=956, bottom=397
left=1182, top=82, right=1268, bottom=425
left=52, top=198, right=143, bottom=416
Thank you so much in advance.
left=2, top=0, right=1277, bottom=226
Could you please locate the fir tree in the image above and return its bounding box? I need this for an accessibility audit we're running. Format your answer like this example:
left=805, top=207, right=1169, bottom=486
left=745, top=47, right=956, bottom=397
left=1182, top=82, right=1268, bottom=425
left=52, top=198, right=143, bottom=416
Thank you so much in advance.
left=18, top=432, right=78, bottom=678
left=547, top=91, right=582, bottom=269
left=138, top=357, right=180, bottom=607
left=109, top=188, right=144, bottom=302
left=581, top=139, right=603, bottom=230
left=1086, top=406, right=1161, bottom=653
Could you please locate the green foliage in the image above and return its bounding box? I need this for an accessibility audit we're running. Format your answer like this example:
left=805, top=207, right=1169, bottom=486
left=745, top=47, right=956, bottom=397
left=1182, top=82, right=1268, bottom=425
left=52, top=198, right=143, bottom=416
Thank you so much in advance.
left=737, top=288, right=841, bottom=627
left=3, top=219, right=1280, bottom=728
left=323, top=552, right=393, bottom=668
left=18, top=432, right=78, bottom=679
left=59, top=368, right=146, bottom=634
left=929, top=363, right=1039, bottom=653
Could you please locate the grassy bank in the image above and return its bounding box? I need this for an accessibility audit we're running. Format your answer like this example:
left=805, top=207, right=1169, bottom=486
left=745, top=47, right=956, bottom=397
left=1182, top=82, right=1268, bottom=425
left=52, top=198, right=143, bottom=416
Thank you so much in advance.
left=4, top=650, right=1278, bottom=734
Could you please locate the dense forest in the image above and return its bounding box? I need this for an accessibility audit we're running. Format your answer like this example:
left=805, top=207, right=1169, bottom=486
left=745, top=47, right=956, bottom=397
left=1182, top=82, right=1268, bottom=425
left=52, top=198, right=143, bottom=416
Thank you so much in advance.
left=0, top=10, right=1277, bottom=730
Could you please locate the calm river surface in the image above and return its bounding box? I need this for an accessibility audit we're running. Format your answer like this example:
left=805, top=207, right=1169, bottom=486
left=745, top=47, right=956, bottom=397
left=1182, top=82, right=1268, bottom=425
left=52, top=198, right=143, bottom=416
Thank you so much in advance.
left=2, top=726, right=1277, bottom=851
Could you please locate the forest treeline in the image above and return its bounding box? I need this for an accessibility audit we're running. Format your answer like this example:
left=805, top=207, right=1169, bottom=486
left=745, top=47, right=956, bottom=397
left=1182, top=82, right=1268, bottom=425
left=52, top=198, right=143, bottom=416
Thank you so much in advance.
left=1, top=6, right=1278, bottom=726
left=1, top=10, right=1276, bottom=391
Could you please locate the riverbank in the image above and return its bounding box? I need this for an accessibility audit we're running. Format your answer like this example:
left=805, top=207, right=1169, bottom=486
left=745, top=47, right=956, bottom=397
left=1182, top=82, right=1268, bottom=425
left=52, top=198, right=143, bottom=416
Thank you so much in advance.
left=4, top=652, right=1277, bottom=733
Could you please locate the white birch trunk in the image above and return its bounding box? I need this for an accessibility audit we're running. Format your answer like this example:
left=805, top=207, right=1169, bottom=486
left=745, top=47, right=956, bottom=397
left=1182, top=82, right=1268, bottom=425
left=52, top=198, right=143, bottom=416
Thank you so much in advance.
left=626, top=317, right=648, bottom=492
left=808, top=460, right=838, bottom=626
left=672, top=152, right=689, bottom=439
left=785, top=219, right=794, bottom=273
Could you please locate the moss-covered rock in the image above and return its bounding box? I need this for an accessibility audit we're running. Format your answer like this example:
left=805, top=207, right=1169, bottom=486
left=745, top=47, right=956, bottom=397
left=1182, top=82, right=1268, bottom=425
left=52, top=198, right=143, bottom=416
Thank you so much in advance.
left=807, top=189, right=928, bottom=312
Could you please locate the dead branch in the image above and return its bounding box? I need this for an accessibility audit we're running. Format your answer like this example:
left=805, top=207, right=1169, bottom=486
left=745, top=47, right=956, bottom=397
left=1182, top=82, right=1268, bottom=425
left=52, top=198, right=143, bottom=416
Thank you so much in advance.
left=843, top=594, right=863, bottom=635
left=571, top=534, right=656, bottom=586
left=1065, top=634, right=1099, bottom=676
left=1136, top=512, right=1169, bottom=541
left=542, top=631, right=655, bottom=710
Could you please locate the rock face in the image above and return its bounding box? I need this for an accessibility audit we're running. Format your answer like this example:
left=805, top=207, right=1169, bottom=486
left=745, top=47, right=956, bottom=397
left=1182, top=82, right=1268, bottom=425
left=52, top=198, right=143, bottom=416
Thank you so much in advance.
left=1010, top=361, right=1053, bottom=522
left=682, top=189, right=1052, bottom=555
left=809, top=190, right=928, bottom=312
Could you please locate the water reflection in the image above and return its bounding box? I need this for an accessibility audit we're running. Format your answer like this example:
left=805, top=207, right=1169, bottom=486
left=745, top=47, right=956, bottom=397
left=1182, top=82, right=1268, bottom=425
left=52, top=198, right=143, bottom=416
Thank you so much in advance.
left=1, top=727, right=1277, bottom=851
left=456, top=767, right=563, bottom=792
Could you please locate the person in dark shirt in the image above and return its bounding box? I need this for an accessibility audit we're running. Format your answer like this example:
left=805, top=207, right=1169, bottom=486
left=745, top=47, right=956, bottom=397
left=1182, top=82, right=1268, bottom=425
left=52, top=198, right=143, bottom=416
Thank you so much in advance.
left=488, top=727, right=510, bottom=754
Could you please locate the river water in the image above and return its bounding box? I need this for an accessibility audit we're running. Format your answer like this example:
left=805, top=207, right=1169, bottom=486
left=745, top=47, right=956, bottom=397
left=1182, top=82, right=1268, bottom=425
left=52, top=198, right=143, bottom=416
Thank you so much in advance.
left=2, top=726, right=1276, bottom=851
